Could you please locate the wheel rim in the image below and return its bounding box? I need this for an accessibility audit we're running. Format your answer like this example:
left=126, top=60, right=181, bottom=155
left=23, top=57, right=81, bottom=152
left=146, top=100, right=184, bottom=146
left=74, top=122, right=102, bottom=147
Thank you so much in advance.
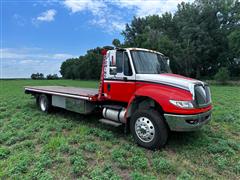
left=135, top=117, right=155, bottom=143
left=40, top=97, right=47, bottom=111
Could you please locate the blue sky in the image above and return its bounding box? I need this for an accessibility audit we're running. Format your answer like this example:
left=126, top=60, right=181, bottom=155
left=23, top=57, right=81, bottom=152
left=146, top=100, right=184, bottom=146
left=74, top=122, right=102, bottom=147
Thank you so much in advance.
left=1, top=0, right=192, bottom=78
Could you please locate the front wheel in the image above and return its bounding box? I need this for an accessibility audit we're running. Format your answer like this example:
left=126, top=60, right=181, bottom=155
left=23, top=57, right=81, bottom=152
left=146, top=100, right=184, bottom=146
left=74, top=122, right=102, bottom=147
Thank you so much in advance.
left=130, top=109, right=168, bottom=150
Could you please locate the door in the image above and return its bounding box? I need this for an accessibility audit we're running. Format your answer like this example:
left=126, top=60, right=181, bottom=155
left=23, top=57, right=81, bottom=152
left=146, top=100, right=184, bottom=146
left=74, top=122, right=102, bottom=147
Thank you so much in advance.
left=104, top=50, right=136, bottom=103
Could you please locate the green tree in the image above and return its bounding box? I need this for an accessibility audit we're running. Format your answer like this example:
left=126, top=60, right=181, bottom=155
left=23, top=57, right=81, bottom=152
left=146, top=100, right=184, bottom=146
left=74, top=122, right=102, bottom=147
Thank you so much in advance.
left=112, top=39, right=121, bottom=47
left=121, top=0, right=239, bottom=79
left=214, top=67, right=230, bottom=84
left=46, top=74, right=59, bottom=79
left=228, top=29, right=240, bottom=57
left=60, top=0, right=239, bottom=80
left=31, top=73, right=44, bottom=80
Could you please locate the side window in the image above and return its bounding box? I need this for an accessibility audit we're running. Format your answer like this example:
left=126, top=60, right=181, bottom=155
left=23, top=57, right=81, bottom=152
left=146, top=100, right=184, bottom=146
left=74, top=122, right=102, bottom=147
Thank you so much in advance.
left=116, top=51, right=123, bottom=73
left=109, top=50, right=132, bottom=76
left=124, top=52, right=132, bottom=76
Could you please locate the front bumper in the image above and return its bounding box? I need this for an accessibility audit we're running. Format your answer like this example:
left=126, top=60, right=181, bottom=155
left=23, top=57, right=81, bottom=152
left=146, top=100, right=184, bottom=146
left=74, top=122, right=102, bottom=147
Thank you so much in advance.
left=164, top=110, right=212, bottom=132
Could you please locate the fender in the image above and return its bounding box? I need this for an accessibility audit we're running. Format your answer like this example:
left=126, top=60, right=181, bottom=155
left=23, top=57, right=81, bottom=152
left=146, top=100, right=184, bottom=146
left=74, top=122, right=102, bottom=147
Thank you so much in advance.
left=125, top=83, right=212, bottom=118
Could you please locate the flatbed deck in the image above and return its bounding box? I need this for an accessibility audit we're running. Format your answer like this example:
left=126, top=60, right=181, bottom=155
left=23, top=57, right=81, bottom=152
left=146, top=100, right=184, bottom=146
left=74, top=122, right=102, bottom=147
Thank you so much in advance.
left=25, top=86, right=99, bottom=100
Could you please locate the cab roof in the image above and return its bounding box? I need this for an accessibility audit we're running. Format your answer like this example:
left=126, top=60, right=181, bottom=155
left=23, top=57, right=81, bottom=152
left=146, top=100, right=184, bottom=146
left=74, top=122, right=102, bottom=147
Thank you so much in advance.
left=116, top=47, right=164, bottom=56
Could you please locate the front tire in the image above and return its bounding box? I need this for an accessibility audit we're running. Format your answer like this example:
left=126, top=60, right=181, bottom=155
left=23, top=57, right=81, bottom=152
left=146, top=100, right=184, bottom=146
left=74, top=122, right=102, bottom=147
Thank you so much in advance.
left=130, top=109, right=168, bottom=150
left=38, top=94, right=52, bottom=113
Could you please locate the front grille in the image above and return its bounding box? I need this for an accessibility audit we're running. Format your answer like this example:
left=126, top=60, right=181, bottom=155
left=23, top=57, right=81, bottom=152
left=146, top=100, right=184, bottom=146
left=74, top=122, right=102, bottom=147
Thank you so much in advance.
left=194, top=84, right=211, bottom=107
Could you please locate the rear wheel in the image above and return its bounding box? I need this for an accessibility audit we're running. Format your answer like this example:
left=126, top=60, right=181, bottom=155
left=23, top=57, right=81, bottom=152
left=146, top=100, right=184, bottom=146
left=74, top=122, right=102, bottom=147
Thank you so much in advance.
left=38, top=94, right=52, bottom=112
left=130, top=109, right=168, bottom=149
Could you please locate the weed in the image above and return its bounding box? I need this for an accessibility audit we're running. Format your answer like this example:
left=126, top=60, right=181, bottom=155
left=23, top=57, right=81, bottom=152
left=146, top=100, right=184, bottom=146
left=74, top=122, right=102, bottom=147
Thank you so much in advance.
left=0, top=147, right=10, bottom=159
left=5, top=131, right=30, bottom=146
left=80, top=142, right=99, bottom=153
left=177, top=171, right=194, bottom=180
left=8, top=151, right=34, bottom=176
left=130, top=171, right=156, bottom=180
left=90, top=164, right=120, bottom=180
left=207, top=139, right=235, bottom=155
left=59, top=143, right=70, bottom=153
left=44, top=136, right=68, bottom=153
left=130, top=155, right=148, bottom=170
left=70, top=151, right=87, bottom=176
left=234, top=161, right=240, bottom=174
left=213, top=154, right=229, bottom=172
left=153, top=157, right=176, bottom=174
left=68, top=134, right=82, bottom=144
left=38, top=171, right=54, bottom=180
left=38, top=131, right=51, bottom=144
left=30, top=153, right=54, bottom=179
left=38, top=153, right=54, bottom=169
left=87, top=128, right=114, bottom=140
left=111, top=148, right=129, bottom=169
left=112, top=146, right=148, bottom=170
left=13, top=140, right=34, bottom=150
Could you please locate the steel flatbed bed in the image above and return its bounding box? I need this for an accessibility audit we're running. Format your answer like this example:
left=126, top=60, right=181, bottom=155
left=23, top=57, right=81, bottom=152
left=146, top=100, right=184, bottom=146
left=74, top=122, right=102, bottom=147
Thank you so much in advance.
left=25, top=86, right=99, bottom=101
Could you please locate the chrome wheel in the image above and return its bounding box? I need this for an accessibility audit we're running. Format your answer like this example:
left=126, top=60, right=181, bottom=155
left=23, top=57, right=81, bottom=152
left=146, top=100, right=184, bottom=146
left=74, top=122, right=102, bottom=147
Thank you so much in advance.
left=40, top=97, right=47, bottom=111
left=135, top=117, right=155, bottom=143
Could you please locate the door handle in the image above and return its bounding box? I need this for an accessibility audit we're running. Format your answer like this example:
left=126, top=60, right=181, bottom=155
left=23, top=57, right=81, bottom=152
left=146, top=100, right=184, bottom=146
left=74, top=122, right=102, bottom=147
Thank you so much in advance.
left=107, top=83, right=111, bottom=91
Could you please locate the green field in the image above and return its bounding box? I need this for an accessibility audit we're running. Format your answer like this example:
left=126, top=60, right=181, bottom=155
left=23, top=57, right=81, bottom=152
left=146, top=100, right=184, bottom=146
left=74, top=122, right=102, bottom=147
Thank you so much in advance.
left=0, top=80, right=239, bottom=179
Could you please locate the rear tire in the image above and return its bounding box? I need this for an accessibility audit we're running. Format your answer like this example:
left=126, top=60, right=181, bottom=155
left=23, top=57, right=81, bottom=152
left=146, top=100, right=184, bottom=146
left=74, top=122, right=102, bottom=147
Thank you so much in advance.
left=38, top=94, right=52, bottom=113
left=130, top=109, right=168, bottom=150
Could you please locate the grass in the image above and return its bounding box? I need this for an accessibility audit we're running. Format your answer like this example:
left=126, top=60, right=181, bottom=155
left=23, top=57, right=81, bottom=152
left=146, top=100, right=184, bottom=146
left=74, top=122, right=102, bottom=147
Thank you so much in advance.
left=0, top=79, right=239, bottom=179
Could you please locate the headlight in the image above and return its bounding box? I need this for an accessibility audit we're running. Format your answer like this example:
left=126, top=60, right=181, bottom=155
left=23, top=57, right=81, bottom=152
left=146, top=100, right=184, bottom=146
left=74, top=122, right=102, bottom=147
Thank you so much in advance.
left=169, top=100, right=194, bottom=109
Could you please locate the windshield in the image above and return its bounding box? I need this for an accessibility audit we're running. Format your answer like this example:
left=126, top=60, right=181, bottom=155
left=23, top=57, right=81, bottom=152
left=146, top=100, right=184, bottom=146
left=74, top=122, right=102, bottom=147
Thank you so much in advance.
left=131, top=50, right=171, bottom=74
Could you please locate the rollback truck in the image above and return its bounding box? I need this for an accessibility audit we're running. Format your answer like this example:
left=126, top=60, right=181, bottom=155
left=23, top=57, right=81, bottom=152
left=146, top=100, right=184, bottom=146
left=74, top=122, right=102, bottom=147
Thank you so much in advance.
left=25, top=48, right=212, bottom=149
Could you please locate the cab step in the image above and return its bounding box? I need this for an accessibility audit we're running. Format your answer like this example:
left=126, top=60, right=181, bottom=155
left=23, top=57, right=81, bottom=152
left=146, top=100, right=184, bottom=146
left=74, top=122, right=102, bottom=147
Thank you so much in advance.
left=99, top=119, right=122, bottom=127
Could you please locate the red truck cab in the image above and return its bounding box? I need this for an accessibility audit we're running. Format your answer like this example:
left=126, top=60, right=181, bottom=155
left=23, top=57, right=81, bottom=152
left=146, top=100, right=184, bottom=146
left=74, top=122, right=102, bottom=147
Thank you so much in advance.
left=100, top=48, right=212, bottom=148
left=25, top=48, right=212, bottom=149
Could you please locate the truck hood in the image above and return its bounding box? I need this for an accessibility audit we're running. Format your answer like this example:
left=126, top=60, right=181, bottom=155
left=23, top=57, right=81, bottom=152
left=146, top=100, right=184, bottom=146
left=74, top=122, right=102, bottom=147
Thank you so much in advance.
left=136, top=73, right=203, bottom=93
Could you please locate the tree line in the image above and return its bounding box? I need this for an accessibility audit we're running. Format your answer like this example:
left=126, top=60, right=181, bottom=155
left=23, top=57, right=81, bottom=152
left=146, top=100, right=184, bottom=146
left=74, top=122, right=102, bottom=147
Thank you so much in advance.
left=60, top=46, right=114, bottom=80
left=31, top=73, right=59, bottom=80
left=60, top=0, right=240, bottom=80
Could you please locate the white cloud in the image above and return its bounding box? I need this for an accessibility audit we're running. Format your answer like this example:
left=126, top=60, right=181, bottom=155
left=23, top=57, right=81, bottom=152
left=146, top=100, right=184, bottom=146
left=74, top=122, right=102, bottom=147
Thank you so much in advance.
left=111, top=21, right=126, bottom=31
left=19, top=59, right=39, bottom=64
left=63, top=0, right=106, bottom=15
left=1, top=48, right=75, bottom=60
left=63, top=0, right=125, bottom=32
left=90, top=17, right=125, bottom=32
left=1, top=48, right=77, bottom=78
left=113, top=0, right=194, bottom=17
left=53, top=53, right=76, bottom=59
left=62, top=0, right=193, bottom=32
left=36, top=9, right=57, bottom=22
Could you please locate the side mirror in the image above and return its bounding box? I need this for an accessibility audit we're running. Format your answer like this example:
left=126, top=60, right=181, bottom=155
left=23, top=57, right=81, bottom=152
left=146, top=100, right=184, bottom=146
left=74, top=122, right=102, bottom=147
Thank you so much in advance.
left=110, top=66, right=117, bottom=75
